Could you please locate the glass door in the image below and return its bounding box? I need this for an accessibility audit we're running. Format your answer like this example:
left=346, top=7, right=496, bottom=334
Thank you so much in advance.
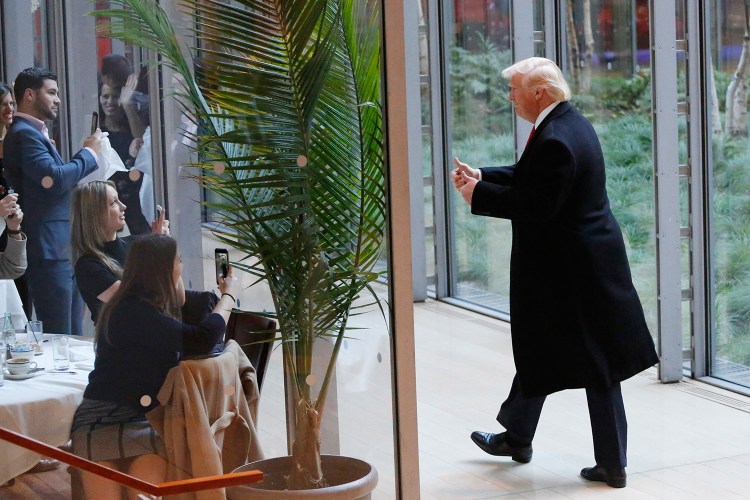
left=706, top=0, right=750, bottom=389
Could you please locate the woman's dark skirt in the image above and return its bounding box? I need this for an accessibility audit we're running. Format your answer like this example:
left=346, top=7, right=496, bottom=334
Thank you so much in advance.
left=71, top=398, right=165, bottom=462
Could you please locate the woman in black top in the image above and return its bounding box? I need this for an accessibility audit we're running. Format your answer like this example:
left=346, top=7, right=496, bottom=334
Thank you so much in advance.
left=71, top=180, right=168, bottom=324
left=71, top=234, right=240, bottom=499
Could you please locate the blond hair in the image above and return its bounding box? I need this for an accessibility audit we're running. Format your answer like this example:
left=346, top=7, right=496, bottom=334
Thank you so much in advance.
left=502, top=57, right=571, bottom=102
left=70, top=181, right=123, bottom=278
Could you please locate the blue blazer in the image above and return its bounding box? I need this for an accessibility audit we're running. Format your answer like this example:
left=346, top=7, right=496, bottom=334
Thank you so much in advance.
left=3, top=116, right=98, bottom=262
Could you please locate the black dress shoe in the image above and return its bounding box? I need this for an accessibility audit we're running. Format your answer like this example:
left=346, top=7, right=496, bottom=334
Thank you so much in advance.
left=580, top=464, right=626, bottom=488
left=470, top=431, right=532, bottom=463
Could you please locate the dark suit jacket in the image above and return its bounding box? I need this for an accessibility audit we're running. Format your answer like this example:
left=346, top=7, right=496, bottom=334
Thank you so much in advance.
left=471, top=102, right=658, bottom=398
left=3, top=116, right=98, bottom=262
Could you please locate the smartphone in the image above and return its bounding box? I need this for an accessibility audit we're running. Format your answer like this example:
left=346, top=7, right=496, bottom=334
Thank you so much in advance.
left=90, top=111, right=99, bottom=135
left=5, top=188, right=15, bottom=216
left=215, top=248, right=229, bottom=284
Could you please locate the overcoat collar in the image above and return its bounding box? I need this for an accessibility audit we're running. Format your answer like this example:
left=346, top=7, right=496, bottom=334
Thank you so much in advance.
left=520, top=101, right=573, bottom=160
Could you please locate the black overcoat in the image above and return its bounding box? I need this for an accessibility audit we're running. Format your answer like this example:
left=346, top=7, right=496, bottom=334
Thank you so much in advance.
left=471, top=102, right=659, bottom=398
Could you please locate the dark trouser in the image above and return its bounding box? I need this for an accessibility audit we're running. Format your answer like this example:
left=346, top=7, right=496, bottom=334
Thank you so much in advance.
left=14, top=274, right=32, bottom=320
left=497, top=374, right=627, bottom=468
left=26, top=259, right=83, bottom=335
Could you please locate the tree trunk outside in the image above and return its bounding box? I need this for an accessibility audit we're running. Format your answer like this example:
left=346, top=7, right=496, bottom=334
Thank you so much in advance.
left=725, top=0, right=750, bottom=137
left=582, top=0, right=594, bottom=93
left=711, top=67, right=723, bottom=136
left=566, top=0, right=581, bottom=90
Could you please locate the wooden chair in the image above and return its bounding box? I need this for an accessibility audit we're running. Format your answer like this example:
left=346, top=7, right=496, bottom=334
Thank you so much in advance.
left=224, top=310, right=276, bottom=391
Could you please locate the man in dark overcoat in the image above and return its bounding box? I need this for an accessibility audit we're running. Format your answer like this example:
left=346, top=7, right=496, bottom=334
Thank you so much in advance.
left=452, top=57, right=659, bottom=488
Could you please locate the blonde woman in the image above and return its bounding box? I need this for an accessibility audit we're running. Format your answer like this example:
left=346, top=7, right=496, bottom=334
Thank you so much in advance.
left=71, top=180, right=168, bottom=324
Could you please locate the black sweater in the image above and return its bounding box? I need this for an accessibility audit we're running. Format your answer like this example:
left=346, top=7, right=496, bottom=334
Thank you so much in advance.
left=83, top=291, right=225, bottom=412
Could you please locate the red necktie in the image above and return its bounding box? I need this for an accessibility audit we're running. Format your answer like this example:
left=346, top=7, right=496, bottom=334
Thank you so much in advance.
left=525, top=126, right=536, bottom=149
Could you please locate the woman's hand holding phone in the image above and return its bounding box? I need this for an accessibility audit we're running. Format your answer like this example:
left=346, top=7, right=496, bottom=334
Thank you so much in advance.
left=151, top=205, right=169, bottom=235
left=217, top=267, right=240, bottom=305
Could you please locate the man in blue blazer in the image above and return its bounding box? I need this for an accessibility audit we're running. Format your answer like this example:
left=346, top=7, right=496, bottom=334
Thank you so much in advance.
left=453, top=58, right=658, bottom=488
left=4, top=67, right=101, bottom=335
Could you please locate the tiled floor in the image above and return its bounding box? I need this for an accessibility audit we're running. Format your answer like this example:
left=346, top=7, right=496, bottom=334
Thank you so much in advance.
left=6, top=294, right=750, bottom=499
left=411, top=300, right=750, bottom=499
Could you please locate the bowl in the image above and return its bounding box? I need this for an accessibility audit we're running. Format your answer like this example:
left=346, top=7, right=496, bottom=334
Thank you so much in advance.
left=9, top=345, right=36, bottom=361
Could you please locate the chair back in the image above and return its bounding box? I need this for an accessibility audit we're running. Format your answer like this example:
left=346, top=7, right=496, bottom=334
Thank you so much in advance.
left=224, top=310, right=276, bottom=391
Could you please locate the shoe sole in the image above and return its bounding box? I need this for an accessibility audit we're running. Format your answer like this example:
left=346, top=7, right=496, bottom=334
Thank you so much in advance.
left=511, top=453, right=532, bottom=464
left=580, top=470, right=626, bottom=488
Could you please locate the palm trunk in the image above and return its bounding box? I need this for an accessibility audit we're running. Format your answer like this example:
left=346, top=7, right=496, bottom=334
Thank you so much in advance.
left=289, top=400, right=326, bottom=489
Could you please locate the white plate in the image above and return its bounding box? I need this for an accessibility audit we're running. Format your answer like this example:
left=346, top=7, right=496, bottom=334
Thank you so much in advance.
left=74, top=362, right=95, bottom=371
left=3, top=370, right=41, bottom=380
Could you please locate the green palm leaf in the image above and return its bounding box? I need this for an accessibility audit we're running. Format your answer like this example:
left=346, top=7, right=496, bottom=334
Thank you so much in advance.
left=93, top=0, right=385, bottom=489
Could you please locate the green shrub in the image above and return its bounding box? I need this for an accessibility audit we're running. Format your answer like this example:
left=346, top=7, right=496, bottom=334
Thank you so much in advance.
left=449, top=36, right=512, bottom=139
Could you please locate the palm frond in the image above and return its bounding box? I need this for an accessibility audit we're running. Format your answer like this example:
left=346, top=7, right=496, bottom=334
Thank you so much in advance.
left=95, top=0, right=385, bottom=488
left=94, top=0, right=384, bottom=393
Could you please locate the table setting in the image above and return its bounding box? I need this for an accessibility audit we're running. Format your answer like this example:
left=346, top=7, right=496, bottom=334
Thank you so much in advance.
left=0, top=330, right=95, bottom=484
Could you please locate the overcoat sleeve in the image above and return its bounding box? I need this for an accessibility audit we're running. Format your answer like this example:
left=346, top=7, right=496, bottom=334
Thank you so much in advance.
left=472, top=139, right=576, bottom=222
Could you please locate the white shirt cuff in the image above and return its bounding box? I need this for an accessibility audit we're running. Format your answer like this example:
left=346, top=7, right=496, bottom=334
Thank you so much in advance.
left=83, top=147, right=99, bottom=163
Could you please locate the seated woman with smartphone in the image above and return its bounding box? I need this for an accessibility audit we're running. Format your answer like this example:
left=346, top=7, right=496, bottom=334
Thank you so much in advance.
left=71, top=180, right=168, bottom=325
left=70, top=234, right=239, bottom=499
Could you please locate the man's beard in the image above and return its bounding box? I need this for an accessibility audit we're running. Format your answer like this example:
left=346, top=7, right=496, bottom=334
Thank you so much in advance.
left=34, top=98, right=57, bottom=121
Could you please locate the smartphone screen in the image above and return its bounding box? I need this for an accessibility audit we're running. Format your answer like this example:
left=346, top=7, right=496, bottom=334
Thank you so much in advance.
left=215, top=248, right=229, bottom=284
left=90, top=111, right=99, bottom=135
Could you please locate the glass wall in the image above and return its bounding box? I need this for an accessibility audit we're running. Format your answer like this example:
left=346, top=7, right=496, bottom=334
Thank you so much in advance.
left=708, top=0, right=750, bottom=388
left=563, top=1, right=658, bottom=334
left=431, top=0, right=657, bottom=331
left=449, top=0, right=514, bottom=312
left=419, top=0, right=437, bottom=293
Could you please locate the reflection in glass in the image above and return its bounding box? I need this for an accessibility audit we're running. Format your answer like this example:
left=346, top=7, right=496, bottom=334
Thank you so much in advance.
left=709, top=0, right=750, bottom=388
left=95, top=50, right=153, bottom=235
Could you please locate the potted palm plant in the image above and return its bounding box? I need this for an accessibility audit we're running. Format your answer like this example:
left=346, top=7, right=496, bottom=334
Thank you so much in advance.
left=94, top=0, right=385, bottom=495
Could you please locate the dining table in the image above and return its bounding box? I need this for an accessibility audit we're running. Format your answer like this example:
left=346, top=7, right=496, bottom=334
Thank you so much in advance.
left=0, top=334, right=95, bottom=484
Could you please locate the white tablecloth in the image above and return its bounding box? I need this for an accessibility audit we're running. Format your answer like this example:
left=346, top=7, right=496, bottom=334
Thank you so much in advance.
left=0, top=278, right=28, bottom=329
left=0, top=335, right=94, bottom=483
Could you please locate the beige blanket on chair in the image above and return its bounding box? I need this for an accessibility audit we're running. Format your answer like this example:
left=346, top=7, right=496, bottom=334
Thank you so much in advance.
left=148, top=340, right=264, bottom=500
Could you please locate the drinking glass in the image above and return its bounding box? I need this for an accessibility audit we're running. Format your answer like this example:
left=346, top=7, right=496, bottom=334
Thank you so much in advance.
left=26, top=320, right=43, bottom=344
left=51, top=335, right=70, bottom=371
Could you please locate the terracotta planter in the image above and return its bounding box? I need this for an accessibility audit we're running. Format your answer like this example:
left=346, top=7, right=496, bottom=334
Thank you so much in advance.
left=228, top=455, right=378, bottom=499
